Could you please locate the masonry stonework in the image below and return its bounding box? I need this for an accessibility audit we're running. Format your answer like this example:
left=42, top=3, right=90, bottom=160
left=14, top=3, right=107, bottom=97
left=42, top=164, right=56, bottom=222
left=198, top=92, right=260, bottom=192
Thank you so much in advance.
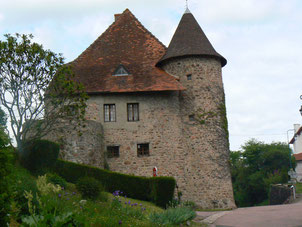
left=46, top=8, right=236, bottom=209
left=161, top=57, right=235, bottom=208
left=45, top=120, right=104, bottom=167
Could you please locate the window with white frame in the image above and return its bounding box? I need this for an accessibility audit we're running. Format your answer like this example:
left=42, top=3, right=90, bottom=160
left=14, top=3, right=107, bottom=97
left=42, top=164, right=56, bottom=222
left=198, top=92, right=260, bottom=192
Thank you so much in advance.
left=104, top=104, right=116, bottom=122
left=127, top=103, right=139, bottom=121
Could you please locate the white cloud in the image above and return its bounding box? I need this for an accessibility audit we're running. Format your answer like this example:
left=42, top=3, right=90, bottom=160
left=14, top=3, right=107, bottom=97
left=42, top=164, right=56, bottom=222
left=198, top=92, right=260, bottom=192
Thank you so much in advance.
left=1, top=0, right=302, bottom=150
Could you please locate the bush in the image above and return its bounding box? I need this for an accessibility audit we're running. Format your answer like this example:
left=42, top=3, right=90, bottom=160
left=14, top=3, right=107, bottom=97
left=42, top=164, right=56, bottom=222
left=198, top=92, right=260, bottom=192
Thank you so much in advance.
left=21, top=139, right=60, bottom=174
left=53, top=159, right=176, bottom=207
left=46, top=173, right=67, bottom=189
left=0, top=128, right=10, bottom=149
left=182, top=201, right=197, bottom=209
left=151, top=177, right=176, bottom=208
left=0, top=149, right=12, bottom=226
left=8, top=165, right=38, bottom=217
left=149, top=206, right=196, bottom=225
left=76, top=177, right=102, bottom=199
left=53, top=160, right=152, bottom=201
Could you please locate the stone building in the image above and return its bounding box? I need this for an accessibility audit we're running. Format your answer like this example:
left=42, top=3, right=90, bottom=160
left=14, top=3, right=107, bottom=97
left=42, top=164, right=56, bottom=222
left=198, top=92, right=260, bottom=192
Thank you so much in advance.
left=53, top=8, right=235, bottom=209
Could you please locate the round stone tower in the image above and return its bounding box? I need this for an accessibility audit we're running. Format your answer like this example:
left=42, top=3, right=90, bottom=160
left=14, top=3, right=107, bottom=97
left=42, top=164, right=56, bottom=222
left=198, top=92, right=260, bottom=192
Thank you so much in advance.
left=157, top=8, right=235, bottom=209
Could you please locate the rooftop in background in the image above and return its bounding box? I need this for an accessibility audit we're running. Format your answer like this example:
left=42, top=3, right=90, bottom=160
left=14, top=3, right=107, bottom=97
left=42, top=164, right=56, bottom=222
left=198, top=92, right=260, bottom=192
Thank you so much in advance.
left=289, top=125, right=302, bottom=144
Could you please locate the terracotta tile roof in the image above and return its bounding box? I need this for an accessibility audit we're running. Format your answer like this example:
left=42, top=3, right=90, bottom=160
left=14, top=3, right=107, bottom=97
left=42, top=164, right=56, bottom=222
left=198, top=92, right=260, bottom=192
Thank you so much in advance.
left=157, top=11, right=227, bottom=67
left=294, top=153, right=302, bottom=161
left=70, top=9, right=184, bottom=94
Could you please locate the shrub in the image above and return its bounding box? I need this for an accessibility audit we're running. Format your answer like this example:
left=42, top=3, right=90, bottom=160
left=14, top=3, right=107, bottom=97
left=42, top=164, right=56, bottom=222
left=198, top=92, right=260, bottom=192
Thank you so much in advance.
left=53, top=160, right=152, bottom=201
left=46, top=173, right=67, bottom=189
left=76, top=177, right=102, bottom=199
left=182, top=200, right=197, bottom=209
left=21, top=139, right=60, bottom=174
left=53, top=159, right=176, bottom=207
left=0, top=149, right=12, bottom=226
left=8, top=165, right=38, bottom=217
left=149, top=206, right=196, bottom=225
left=150, top=177, right=176, bottom=208
left=0, top=128, right=10, bottom=149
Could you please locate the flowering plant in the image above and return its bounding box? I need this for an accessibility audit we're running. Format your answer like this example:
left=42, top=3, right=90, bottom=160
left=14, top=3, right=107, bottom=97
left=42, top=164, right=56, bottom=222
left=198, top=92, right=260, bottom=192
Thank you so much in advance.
left=21, top=175, right=75, bottom=226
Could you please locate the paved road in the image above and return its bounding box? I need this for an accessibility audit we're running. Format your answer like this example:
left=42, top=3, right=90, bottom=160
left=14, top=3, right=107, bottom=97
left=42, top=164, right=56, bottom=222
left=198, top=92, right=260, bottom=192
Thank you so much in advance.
left=196, top=197, right=302, bottom=227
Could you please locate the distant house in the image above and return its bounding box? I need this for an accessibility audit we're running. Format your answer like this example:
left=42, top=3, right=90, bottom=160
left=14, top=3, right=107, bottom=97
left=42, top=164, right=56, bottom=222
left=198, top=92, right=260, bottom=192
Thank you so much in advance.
left=293, top=153, right=302, bottom=182
left=289, top=124, right=302, bottom=154
left=289, top=124, right=302, bottom=182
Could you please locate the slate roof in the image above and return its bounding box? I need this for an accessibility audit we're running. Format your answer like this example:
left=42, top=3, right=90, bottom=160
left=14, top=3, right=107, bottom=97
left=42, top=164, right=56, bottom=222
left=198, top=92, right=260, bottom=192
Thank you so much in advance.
left=70, top=9, right=184, bottom=94
left=157, top=10, right=227, bottom=67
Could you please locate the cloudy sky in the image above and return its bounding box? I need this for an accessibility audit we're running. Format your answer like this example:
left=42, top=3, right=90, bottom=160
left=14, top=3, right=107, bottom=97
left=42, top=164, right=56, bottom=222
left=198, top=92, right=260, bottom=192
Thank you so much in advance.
left=1, top=0, right=301, bottom=151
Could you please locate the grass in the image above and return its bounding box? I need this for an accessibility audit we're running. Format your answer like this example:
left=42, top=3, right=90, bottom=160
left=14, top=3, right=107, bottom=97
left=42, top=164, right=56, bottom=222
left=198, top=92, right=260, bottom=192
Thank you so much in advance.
left=296, top=182, right=302, bottom=193
left=255, top=199, right=269, bottom=206
left=107, top=192, right=164, bottom=215
left=7, top=163, right=203, bottom=226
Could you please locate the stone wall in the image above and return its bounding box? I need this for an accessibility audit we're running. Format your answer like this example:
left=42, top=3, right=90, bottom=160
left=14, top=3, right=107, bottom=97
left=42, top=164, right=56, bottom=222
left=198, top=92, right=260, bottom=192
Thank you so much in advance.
left=270, top=184, right=295, bottom=205
left=85, top=92, right=187, bottom=182
left=51, top=56, right=236, bottom=209
left=161, top=56, right=236, bottom=209
left=45, top=120, right=104, bottom=167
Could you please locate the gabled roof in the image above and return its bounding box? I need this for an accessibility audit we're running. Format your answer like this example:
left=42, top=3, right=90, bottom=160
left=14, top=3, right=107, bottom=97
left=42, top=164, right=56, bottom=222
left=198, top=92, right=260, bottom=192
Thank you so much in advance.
left=289, top=126, right=302, bottom=144
left=294, top=153, right=302, bottom=161
left=157, top=10, right=227, bottom=67
left=70, top=9, right=184, bottom=94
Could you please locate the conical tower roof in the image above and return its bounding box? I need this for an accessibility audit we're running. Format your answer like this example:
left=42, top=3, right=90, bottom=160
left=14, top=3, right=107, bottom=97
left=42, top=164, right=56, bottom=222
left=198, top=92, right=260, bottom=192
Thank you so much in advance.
left=157, top=10, right=227, bottom=67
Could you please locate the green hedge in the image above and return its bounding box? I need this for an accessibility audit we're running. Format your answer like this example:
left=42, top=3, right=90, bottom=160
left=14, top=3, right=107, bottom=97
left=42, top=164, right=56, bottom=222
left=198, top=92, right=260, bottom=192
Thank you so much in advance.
left=53, top=159, right=175, bottom=207
left=151, top=177, right=176, bottom=208
left=21, top=139, right=60, bottom=174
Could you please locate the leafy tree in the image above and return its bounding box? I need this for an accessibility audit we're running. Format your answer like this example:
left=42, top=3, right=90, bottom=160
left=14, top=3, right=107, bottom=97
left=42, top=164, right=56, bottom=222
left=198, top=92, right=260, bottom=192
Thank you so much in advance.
left=0, top=107, right=6, bottom=127
left=230, top=139, right=295, bottom=207
left=0, top=107, right=9, bottom=148
left=0, top=33, right=88, bottom=155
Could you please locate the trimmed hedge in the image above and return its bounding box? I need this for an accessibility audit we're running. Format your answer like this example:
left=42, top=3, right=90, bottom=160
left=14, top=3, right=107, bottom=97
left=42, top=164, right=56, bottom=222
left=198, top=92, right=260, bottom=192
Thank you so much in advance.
left=53, top=159, right=176, bottom=207
left=151, top=177, right=176, bottom=208
left=21, top=139, right=60, bottom=174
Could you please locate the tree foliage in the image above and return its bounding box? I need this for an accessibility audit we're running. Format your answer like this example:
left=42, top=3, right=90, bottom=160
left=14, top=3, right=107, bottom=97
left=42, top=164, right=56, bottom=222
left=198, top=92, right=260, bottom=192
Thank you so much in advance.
left=230, top=139, right=295, bottom=207
left=0, top=107, right=6, bottom=127
left=0, top=34, right=88, bottom=153
left=0, top=107, right=9, bottom=148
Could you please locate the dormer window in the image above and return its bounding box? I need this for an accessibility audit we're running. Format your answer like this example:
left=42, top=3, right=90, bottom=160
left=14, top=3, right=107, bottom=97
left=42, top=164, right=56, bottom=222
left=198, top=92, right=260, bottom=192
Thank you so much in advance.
left=113, top=64, right=130, bottom=76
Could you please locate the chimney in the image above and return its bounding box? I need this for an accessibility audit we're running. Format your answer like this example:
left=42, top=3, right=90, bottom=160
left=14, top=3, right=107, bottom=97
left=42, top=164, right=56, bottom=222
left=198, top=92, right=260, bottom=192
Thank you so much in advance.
left=114, top=14, right=121, bottom=21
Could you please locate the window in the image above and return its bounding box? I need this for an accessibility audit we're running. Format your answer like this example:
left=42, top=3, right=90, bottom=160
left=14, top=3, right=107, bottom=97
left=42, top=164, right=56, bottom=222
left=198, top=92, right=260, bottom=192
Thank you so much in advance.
left=113, top=64, right=130, bottom=76
left=127, top=103, right=139, bottom=121
left=107, top=146, right=119, bottom=158
left=187, top=74, right=192, bottom=80
left=137, top=143, right=149, bottom=157
left=104, top=104, right=116, bottom=122
left=189, top=114, right=195, bottom=121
